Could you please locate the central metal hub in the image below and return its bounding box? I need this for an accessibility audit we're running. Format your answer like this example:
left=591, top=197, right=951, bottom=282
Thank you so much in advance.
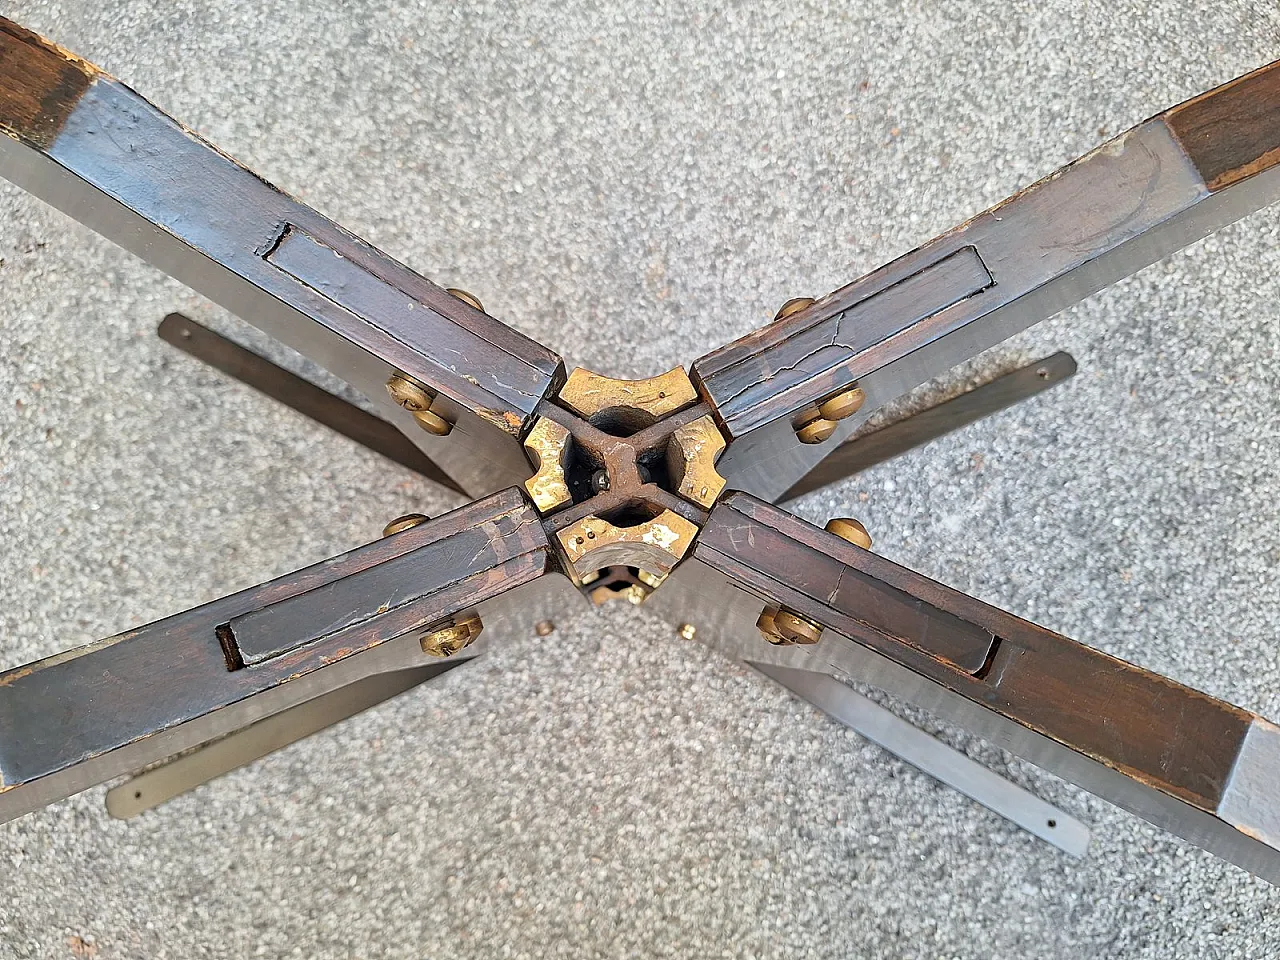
left=521, top=367, right=727, bottom=597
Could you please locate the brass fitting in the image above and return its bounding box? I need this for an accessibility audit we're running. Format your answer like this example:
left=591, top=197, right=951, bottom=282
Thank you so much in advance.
left=825, top=517, right=872, bottom=550
left=557, top=510, right=699, bottom=581
left=757, top=606, right=823, bottom=646
left=795, top=384, right=865, bottom=445
left=382, top=513, right=430, bottom=537
left=419, top=615, right=483, bottom=657
left=385, top=371, right=453, bottom=437
left=558, top=366, right=698, bottom=430
left=522, top=417, right=573, bottom=514
left=774, top=297, right=816, bottom=321
left=666, top=414, right=727, bottom=508
left=445, top=287, right=484, bottom=312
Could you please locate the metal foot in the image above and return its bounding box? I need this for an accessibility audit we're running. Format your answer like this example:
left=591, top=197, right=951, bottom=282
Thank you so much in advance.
left=105, top=663, right=462, bottom=818
left=157, top=313, right=464, bottom=494
left=783, top=352, right=1077, bottom=501
left=753, top=663, right=1091, bottom=857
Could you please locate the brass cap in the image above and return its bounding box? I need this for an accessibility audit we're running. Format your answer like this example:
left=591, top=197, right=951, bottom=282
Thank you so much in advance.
left=774, top=297, right=816, bottom=321
left=817, top=386, right=866, bottom=422
left=420, top=616, right=482, bottom=657
left=825, top=517, right=872, bottom=550
left=446, top=287, right=484, bottom=312
left=382, top=513, right=430, bottom=537
left=386, top=373, right=434, bottom=413
left=796, top=417, right=837, bottom=444
left=773, top=610, right=823, bottom=645
left=413, top=408, right=453, bottom=437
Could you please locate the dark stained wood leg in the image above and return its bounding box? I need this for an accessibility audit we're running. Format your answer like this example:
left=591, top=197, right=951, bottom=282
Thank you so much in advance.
left=655, top=493, right=1280, bottom=883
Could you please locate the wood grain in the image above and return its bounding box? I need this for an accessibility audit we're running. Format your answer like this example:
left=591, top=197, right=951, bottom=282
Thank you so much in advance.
left=0, top=18, right=94, bottom=148
left=1166, top=60, right=1280, bottom=191
left=0, top=488, right=549, bottom=821
left=697, top=493, right=1255, bottom=813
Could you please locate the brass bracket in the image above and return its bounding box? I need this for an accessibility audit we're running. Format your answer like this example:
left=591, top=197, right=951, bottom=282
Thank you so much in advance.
left=518, top=366, right=727, bottom=596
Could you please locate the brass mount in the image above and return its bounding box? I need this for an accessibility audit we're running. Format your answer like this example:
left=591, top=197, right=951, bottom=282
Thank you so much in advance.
left=519, top=366, right=728, bottom=600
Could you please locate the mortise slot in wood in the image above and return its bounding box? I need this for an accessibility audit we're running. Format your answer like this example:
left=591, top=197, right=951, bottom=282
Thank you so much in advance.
left=215, top=623, right=244, bottom=672
left=972, top=636, right=1003, bottom=681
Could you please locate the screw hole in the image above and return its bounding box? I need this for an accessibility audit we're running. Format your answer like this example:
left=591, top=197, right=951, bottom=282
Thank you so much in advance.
left=1046, top=819, right=1056, bottom=828
left=134, top=790, right=142, bottom=800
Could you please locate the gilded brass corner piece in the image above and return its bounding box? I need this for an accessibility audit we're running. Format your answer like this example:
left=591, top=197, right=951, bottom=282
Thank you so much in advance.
left=522, top=417, right=573, bottom=514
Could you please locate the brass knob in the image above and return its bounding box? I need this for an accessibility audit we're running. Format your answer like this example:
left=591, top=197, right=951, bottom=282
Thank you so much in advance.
left=446, top=288, right=484, bottom=312
left=817, top=386, right=866, bottom=422
left=796, top=417, right=837, bottom=444
left=825, top=517, right=872, bottom=550
left=412, top=408, right=453, bottom=436
left=383, top=513, right=430, bottom=537
left=677, top=623, right=697, bottom=641
left=757, top=607, right=823, bottom=646
left=773, top=610, right=822, bottom=645
left=420, top=616, right=483, bottom=657
left=386, top=373, right=435, bottom=412
left=387, top=372, right=454, bottom=436
left=774, top=297, right=815, bottom=321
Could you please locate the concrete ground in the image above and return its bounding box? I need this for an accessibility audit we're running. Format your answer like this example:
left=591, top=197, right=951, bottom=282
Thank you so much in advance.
left=2, top=1, right=1280, bottom=956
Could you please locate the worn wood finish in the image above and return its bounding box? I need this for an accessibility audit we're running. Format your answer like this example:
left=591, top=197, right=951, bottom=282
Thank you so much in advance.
left=157, top=314, right=464, bottom=495
left=1166, top=60, right=1280, bottom=191
left=696, top=493, right=1256, bottom=814
left=0, top=19, right=94, bottom=148
left=0, top=16, right=562, bottom=496
left=782, top=352, right=1077, bottom=501
left=0, top=489, right=549, bottom=822
left=693, top=57, right=1280, bottom=501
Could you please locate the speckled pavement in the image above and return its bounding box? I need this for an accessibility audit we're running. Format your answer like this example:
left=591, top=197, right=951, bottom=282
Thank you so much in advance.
left=2, top=2, right=1280, bottom=957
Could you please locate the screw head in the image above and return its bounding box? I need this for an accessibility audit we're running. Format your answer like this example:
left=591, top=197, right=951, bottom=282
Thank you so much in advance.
left=796, top=417, right=837, bottom=444
left=825, top=517, right=872, bottom=550
left=677, top=623, right=697, bottom=641
left=420, top=616, right=482, bottom=657
left=817, top=386, right=866, bottom=422
left=386, top=373, right=434, bottom=412
left=775, top=297, right=816, bottom=321
left=446, top=287, right=484, bottom=312
left=383, top=513, right=430, bottom=537
left=535, top=619, right=556, bottom=637
left=773, top=610, right=823, bottom=645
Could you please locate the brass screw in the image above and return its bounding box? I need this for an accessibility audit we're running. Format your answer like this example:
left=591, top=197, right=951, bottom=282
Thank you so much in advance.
left=383, top=513, right=430, bottom=537
left=446, top=288, right=484, bottom=312
left=677, top=623, right=697, bottom=641
left=757, top=607, right=823, bottom=645
left=386, top=372, right=453, bottom=436
left=774, top=297, right=816, bottom=321
left=774, top=610, right=823, bottom=645
left=535, top=620, right=556, bottom=637
left=817, top=385, right=866, bottom=422
left=420, top=616, right=482, bottom=657
left=796, top=417, right=837, bottom=444
left=386, top=372, right=434, bottom=412
left=825, top=517, right=872, bottom=550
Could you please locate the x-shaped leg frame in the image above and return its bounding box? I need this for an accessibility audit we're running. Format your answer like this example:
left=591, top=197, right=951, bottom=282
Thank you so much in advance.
left=2, top=18, right=1280, bottom=883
